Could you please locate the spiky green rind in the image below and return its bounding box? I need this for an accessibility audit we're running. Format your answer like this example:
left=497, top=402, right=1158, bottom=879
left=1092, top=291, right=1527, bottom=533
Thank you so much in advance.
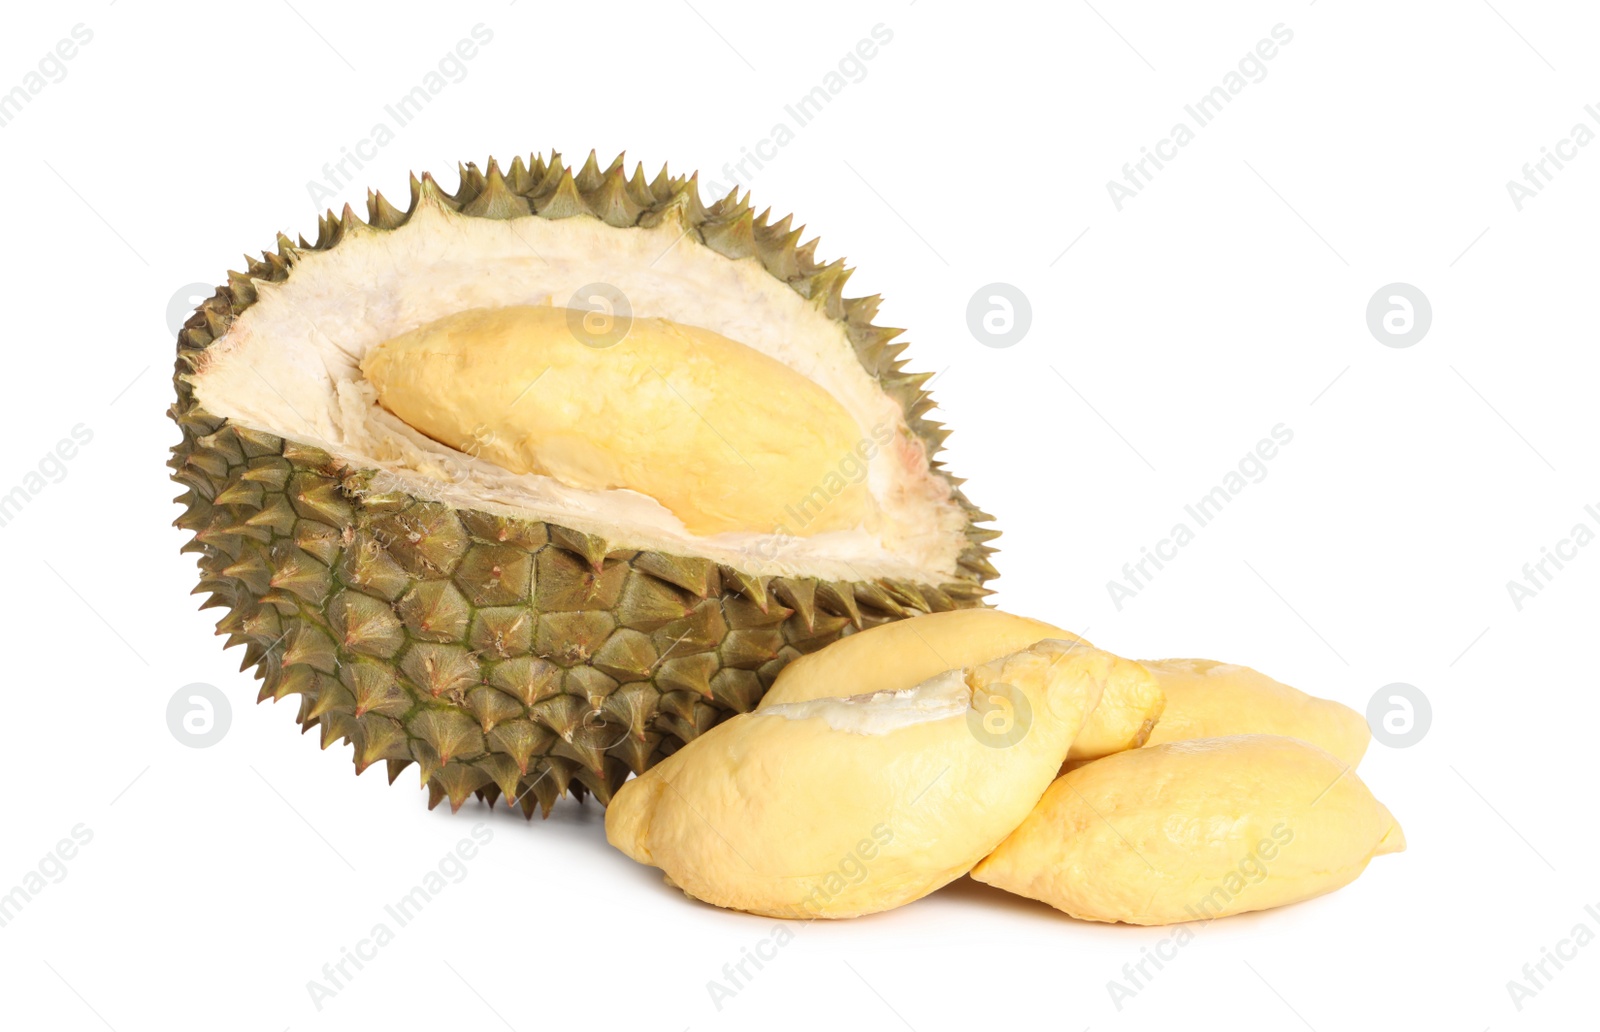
left=168, top=151, right=998, bottom=816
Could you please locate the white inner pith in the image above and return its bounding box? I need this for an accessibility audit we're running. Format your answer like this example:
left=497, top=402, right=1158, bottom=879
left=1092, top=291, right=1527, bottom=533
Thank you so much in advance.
left=190, top=197, right=971, bottom=582
left=762, top=667, right=974, bottom=734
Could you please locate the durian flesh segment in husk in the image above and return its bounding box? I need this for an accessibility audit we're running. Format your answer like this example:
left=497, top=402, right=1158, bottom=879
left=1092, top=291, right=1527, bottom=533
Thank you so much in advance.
left=189, top=182, right=973, bottom=584
left=361, top=305, right=874, bottom=537
left=971, top=735, right=1405, bottom=926
left=168, top=154, right=997, bottom=815
left=757, top=608, right=1164, bottom=762
left=606, top=638, right=1115, bottom=918
left=1140, top=658, right=1370, bottom=769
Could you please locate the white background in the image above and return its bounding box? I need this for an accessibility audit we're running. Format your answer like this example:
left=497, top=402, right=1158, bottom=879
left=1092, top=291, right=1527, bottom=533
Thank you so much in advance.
left=0, top=1, right=1595, bottom=1029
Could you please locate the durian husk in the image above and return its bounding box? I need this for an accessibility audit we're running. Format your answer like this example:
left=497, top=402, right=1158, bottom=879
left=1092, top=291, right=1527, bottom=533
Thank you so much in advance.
left=168, top=152, right=999, bottom=816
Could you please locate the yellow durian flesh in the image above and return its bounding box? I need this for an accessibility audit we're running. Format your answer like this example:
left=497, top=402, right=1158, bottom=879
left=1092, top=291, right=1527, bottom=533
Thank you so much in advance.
left=757, top=608, right=1164, bottom=762
left=971, top=734, right=1405, bottom=926
left=361, top=305, right=873, bottom=538
left=606, top=638, right=1118, bottom=919
left=1140, top=658, right=1370, bottom=769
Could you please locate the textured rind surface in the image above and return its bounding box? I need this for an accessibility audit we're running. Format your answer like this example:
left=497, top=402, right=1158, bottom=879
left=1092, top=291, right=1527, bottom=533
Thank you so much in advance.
left=168, top=152, right=998, bottom=815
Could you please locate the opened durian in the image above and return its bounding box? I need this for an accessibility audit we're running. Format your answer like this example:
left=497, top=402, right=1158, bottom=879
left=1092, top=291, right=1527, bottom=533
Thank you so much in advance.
left=169, top=152, right=997, bottom=815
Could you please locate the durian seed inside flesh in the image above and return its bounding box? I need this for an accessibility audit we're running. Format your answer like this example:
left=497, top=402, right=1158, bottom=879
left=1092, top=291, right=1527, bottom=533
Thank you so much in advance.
left=361, top=306, right=874, bottom=538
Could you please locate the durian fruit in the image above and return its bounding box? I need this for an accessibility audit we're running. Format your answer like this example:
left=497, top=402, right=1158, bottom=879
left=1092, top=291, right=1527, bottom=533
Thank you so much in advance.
left=757, top=609, right=1164, bottom=762
left=168, top=153, right=997, bottom=816
left=1140, top=658, right=1370, bottom=769
left=606, top=639, right=1121, bottom=918
left=971, top=735, right=1405, bottom=925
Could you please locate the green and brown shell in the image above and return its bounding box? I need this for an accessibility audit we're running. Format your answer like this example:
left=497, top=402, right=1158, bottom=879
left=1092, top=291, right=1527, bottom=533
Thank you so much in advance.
left=168, top=151, right=998, bottom=816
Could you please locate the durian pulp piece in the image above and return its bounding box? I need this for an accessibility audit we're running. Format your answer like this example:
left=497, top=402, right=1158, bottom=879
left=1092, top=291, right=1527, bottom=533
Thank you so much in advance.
left=1139, top=658, right=1370, bottom=769
left=971, top=734, right=1405, bottom=925
left=606, top=638, right=1121, bottom=918
left=757, top=608, right=1165, bottom=762
left=361, top=305, right=873, bottom=538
